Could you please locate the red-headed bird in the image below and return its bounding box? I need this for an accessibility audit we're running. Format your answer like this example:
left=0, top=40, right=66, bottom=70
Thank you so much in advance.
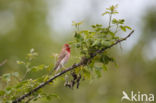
left=53, top=44, right=70, bottom=72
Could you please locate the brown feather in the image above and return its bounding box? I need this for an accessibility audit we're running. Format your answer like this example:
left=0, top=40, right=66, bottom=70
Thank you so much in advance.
left=54, top=49, right=67, bottom=70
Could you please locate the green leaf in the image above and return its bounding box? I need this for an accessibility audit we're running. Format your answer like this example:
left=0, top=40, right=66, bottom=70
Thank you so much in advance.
left=113, top=11, right=119, bottom=14
left=105, top=4, right=118, bottom=14
left=0, top=90, right=5, bottom=96
left=109, top=31, right=115, bottom=37
left=112, top=18, right=124, bottom=24
left=96, top=24, right=102, bottom=28
left=95, top=69, right=101, bottom=78
left=120, top=25, right=126, bottom=32
left=89, top=61, right=95, bottom=69
left=16, top=60, right=25, bottom=64
left=101, top=11, right=110, bottom=16
left=27, top=48, right=38, bottom=61
left=120, top=25, right=132, bottom=32
left=102, top=64, right=108, bottom=71
left=82, top=68, right=91, bottom=79
left=91, top=25, right=96, bottom=28
left=75, top=43, right=81, bottom=48
left=125, top=26, right=132, bottom=30
left=112, top=18, right=118, bottom=24
left=101, top=40, right=112, bottom=46
left=6, top=100, right=12, bottom=103
left=72, top=21, right=83, bottom=29
left=92, top=40, right=100, bottom=46
left=5, top=87, right=12, bottom=95
left=81, top=30, right=89, bottom=34
left=74, top=32, right=83, bottom=41
left=119, top=19, right=125, bottom=24
left=100, top=55, right=114, bottom=64
left=43, top=75, right=50, bottom=82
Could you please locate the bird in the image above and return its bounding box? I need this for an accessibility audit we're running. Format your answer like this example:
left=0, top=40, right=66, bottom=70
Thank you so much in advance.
left=52, top=44, right=70, bottom=73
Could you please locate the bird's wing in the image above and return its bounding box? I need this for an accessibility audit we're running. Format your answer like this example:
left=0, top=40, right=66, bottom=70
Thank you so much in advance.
left=54, top=50, right=67, bottom=70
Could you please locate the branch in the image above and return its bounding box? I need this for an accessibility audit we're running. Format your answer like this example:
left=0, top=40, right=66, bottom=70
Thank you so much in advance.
left=0, top=59, right=7, bottom=67
left=13, top=30, right=134, bottom=103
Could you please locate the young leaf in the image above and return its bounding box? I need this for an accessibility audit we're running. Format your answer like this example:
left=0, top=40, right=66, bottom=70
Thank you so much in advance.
left=120, top=25, right=126, bottom=32
left=125, top=26, right=132, bottom=30
left=101, top=11, right=110, bottom=16
left=102, top=64, right=108, bottom=71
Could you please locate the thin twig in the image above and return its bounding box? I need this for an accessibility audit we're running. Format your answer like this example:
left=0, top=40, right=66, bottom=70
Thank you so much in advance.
left=21, top=70, right=29, bottom=81
left=0, top=59, right=7, bottom=67
left=114, top=24, right=119, bottom=34
left=108, top=13, right=112, bottom=29
left=12, top=30, right=134, bottom=103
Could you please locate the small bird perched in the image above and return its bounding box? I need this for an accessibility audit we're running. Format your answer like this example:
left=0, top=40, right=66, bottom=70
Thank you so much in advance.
left=53, top=44, right=70, bottom=73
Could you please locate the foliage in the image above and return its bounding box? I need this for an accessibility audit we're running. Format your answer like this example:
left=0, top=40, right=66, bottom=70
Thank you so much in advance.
left=0, top=49, right=54, bottom=102
left=0, top=5, right=132, bottom=102
left=70, top=4, right=131, bottom=80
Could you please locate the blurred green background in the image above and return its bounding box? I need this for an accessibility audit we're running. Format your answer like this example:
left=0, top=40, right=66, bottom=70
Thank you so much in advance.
left=0, top=0, right=156, bottom=103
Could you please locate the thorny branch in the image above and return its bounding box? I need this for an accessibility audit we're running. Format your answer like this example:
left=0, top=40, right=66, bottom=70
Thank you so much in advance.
left=13, top=30, right=134, bottom=103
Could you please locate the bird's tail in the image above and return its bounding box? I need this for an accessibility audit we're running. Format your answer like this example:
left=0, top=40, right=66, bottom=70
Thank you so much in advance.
left=49, top=65, right=60, bottom=75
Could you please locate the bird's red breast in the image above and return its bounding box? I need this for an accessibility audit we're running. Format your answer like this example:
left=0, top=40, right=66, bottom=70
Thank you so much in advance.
left=64, top=44, right=70, bottom=53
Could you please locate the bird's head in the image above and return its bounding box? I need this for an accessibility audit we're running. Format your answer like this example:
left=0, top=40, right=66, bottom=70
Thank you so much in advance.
left=63, top=44, right=70, bottom=53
